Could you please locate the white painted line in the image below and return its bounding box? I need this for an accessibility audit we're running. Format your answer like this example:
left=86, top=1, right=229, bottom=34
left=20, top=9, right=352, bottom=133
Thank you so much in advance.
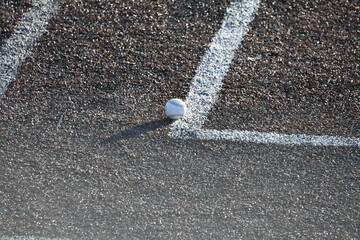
left=0, top=0, right=60, bottom=99
left=170, top=128, right=360, bottom=147
left=172, top=0, right=261, bottom=129
left=170, top=0, right=360, bottom=147
left=0, top=237, right=75, bottom=240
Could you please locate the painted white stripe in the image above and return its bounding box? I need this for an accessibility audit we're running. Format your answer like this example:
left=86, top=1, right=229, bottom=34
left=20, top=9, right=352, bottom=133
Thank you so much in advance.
left=170, top=0, right=360, bottom=147
left=172, top=0, right=261, bottom=129
left=170, top=128, right=360, bottom=147
left=0, top=237, right=74, bottom=240
left=0, top=0, right=60, bottom=99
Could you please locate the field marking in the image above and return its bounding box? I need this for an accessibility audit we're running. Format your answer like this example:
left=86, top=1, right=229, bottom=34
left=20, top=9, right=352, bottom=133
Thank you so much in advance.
left=173, top=0, right=261, bottom=129
left=0, top=0, right=60, bottom=99
left=170, top=128, right=360, bottom=147
left=170, top=0, right=360, bottom=147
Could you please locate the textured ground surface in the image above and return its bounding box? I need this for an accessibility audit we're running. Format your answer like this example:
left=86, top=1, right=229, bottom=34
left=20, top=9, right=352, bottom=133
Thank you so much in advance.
left=205, top=0, right=359, bottom=137
left=0, top=0, right=32, bottom=45
left=1, top=0, right=359, bottom=239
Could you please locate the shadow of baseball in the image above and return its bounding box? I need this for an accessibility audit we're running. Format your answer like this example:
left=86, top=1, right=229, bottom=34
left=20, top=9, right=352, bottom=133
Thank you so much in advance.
left=101, top=118, right=173, bottom=144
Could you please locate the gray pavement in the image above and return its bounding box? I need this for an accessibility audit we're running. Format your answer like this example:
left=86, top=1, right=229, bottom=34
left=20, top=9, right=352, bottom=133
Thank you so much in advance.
left=0, top=0, right=359, bottom=239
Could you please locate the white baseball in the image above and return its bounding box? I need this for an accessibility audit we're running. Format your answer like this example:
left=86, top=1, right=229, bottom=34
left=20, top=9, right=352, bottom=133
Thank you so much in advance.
left=165, top=99, right=187, bottom=120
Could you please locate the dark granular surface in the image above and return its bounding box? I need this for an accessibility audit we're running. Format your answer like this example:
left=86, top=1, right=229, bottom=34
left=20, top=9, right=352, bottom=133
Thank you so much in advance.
left=1, top=0, right=230, bottom=129
left=205, top=0, right=359, bottom=137
left=0, top=1, right=359, bottom=239
left=0, top=0, right=32, bottom=45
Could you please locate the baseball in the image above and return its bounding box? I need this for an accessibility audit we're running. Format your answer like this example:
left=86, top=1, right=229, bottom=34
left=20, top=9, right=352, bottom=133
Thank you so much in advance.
left=165, top=98, right=187, bottom=120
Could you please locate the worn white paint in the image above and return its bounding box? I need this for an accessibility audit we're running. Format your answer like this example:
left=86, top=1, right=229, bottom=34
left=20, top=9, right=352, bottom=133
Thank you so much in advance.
left=170, top=0, right=360, bottom=147
left=0, top=0, right=60, bottom=99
